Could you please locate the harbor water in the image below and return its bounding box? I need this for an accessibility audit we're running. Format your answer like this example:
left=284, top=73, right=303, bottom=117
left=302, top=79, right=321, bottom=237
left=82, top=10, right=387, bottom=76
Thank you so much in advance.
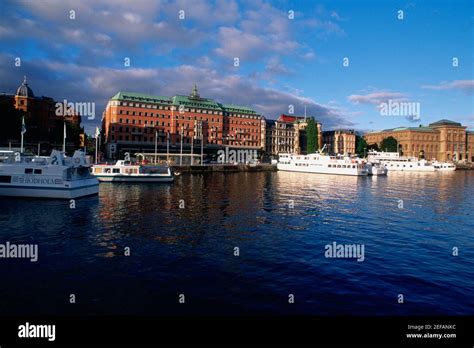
left=0, top=171, right=473, bottom=315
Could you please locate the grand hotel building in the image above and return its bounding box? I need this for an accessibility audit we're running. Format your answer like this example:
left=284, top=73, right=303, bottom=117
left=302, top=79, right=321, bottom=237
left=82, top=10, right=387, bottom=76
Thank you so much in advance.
left=364, top=119, right=474, bottom=162
left=101, top=85, right=264, bottom=159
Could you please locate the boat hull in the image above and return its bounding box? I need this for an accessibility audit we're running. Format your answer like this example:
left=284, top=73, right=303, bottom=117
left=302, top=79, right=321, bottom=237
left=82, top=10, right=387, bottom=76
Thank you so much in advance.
left=277, top=164, right=367, bottom=176
left=94, top=175, right=174, bottom=183
left=0, top=179, right=99, bottom=199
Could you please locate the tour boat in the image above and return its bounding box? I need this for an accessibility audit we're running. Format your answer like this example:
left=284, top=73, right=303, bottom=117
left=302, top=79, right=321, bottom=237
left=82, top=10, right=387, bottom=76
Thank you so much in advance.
left=277, top=152, right=368, bottom=176
left=365, top=162, right=388, bottom=176
left=92, top=160, right=174, bottom=182
left=432, top=161, right=456, bottom=171
left=0, top=150, right=99, bottom=199
left=367, top=151, right=450, bottom=172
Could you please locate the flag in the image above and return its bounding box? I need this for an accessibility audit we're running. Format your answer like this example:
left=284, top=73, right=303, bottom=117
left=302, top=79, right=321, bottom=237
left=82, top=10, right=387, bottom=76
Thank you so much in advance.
left=21, top=116, right=26, bottom=134
left=95, top=126, right=100, bottom=138
left=63, top=121, right=67, bottom=139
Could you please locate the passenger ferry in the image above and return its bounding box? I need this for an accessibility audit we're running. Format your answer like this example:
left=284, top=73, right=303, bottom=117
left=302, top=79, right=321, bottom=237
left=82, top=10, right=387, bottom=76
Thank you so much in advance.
left=277, top=152, right=368, bottom=176
left=92, top=160, right=174, bottom=182
left=432, top=161, right=456, bottom=171
left=367, top=151, right=453, bottom=172
left=365, top=162, right=388, bottom=176
left=0, top=150, right=99, bottom=199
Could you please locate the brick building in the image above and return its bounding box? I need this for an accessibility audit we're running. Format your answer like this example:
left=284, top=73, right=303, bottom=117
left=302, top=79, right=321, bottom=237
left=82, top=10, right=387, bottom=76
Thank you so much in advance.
left=0, top=77, right=82, bottom=152
left=101, top=85, right=264, bottom=160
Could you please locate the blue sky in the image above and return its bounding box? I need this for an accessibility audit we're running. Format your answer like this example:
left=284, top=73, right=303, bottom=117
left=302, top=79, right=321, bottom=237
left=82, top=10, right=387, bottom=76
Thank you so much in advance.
left=0, top=0, right=473, bottom=135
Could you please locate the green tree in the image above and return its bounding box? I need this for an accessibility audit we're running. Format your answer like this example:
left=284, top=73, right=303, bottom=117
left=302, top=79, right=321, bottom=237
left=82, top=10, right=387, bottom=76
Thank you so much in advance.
left=306, top=118, right=318, bottom=153
left=367, top=143, right=380, bottom=151
left=380, top=136, right=398, bottom=152
left=355, top=135, right=368, bottom=157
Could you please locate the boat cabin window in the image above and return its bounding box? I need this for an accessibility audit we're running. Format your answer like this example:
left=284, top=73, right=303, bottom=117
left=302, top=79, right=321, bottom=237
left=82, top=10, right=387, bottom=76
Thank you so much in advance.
left=34, top=169, right=42, bottom=174
left=104, top=168, right=112, bottom=173
left=113, top=168, right=120, bottom=173
left=140, top=166, right=169, bottom=174
left=93, top=168, right=102, bottom=174
left=0, top=175, right=11, bottom=183
left=25, top=168, right=33, bottom=174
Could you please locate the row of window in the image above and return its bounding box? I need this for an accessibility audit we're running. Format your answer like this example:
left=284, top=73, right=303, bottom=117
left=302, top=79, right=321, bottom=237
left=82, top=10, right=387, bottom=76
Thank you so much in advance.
left=112, top=101, right=260, bottom=119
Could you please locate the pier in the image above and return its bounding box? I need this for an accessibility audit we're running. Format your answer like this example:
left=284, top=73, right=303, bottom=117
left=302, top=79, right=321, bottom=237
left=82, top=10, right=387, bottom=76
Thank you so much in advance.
left=171, top=163, right=277, bottom=174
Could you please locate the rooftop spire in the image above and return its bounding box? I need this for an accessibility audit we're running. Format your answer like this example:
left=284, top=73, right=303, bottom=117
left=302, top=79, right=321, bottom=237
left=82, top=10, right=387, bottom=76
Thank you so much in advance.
left=23, top=75, right=27, bottom=85
left=191, top=84, right=200, bottom=99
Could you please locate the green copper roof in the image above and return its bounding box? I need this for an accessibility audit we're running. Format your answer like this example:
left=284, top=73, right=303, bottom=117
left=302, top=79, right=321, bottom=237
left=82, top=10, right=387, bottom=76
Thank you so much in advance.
left=111, top=92, right=171, bottom=104
left=221, top=104, right=257, bottom=114
left=171, top=95, right=221, bottom=109
left=429, top=119, right=462, bottom=127
left=368, top=126, right=437, bottom=134
left=111, top=86, right=260, bottom=116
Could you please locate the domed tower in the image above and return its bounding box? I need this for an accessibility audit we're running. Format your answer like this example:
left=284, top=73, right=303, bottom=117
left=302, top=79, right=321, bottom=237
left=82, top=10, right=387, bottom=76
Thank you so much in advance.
left=15, top=76, right=35, bottom=114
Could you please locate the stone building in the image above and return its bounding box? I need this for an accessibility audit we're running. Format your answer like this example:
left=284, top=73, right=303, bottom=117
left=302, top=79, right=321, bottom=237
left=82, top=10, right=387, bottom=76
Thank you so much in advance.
left=364, top=119, right=473, bottom=162
left=264, top=114, right=322, bottom=156
left=322, top=129, right=356, bottom=155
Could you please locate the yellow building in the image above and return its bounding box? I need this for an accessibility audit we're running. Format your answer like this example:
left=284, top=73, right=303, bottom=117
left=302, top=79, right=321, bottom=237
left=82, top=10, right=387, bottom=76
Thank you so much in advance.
left=364, top=119, right=472, bottom=162
left=322, top=130, right=356, bottom=155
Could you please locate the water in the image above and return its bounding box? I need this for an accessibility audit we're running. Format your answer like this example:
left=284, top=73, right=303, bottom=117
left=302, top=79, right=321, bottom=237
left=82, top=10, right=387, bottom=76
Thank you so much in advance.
left=0, top=171, right=473, bottom=316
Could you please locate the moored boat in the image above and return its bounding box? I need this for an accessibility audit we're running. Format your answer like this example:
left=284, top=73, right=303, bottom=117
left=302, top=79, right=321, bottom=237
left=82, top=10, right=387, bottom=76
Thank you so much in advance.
left=277, top=152, right=368, bottom=176
left=0, top=150, right=99, bottom=199
left=92, top=160, right=174, bottom=182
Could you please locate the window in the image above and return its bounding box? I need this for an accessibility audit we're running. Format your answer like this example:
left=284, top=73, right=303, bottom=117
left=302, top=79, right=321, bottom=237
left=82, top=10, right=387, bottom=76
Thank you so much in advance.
left=34, top=169, right=42, bottom=174
left=25, top=168, right=33, bottom=174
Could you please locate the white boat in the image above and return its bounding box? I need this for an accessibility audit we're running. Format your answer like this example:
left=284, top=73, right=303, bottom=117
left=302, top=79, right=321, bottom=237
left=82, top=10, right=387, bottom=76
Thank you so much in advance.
left=0, top=150, right=99, bottom=199
left=366, top=162, right=388, bottom=176
left=432, top=161, right=456, bottom=171
left=367, top=151, right=437, bottom=172
left=277, top=152, right=368, bottom=176
left=92, top=160, right=174, bottom=182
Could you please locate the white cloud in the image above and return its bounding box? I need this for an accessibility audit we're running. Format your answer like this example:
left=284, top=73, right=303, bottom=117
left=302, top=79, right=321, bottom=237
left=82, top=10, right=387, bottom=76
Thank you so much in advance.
left=422, top=80, right=474, bottom=94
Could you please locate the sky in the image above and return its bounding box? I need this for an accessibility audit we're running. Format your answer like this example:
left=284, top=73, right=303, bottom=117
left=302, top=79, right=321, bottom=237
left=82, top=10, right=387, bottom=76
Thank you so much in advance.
left=0, top=0, right=473, bottom=135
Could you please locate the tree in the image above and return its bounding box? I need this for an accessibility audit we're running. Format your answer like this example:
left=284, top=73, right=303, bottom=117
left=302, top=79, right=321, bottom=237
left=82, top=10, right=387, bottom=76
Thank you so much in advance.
left=306, top=118, right=318, bottom=153
left=380, top=136, right=398, bottom=152
left=367, top=143, right=380, bottom=151
left=355, top=135, right=368, bottom=157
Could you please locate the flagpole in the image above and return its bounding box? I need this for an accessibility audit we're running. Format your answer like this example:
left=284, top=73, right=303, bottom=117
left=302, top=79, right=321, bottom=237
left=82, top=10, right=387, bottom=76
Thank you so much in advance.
left=180, top=126, right=183, bottom=166
left=166, top=131, right=170, bottom=164
left=20, top=116, right=25, bottom=153
left=200, top=122, right=203, bottom=166
left=95, top=135, right=98, bottom=164
left=62, top=121, right=66, bottom=153
left=191, top=124, right=194, bottom=166
left=154, top=130, right=158, bottom=165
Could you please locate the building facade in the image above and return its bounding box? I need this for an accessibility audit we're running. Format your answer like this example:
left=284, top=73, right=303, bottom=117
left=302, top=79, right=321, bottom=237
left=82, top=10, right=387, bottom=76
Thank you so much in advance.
left=102, top=86, right=264, bottom=160
left=364, top=119, right=473, bottom=162
left=322, top=129, right=356, bottom=155
left=0, top=77, right=82, bottom=152
left=264, top=114, right=322, bottom=156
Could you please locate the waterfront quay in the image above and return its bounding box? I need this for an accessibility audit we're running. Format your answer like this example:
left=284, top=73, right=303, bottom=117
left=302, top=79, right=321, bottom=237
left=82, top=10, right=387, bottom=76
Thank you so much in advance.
left=172, top=163, right=277, bottom=174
